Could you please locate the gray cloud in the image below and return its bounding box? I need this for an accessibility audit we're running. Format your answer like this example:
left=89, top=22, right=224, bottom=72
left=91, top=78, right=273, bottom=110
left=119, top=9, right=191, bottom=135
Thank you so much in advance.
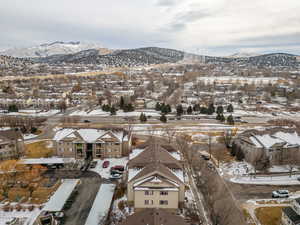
left=0, top=0, right=300, bottom=56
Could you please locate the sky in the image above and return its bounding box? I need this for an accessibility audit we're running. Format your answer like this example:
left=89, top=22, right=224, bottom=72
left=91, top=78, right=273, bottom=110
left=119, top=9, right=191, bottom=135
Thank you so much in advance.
left=1, top=0, right=300, bottom=56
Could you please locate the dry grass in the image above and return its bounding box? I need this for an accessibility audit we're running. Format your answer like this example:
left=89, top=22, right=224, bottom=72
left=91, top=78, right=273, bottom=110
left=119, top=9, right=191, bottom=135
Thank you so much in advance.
left=242, top=208, right=256, bottom=225
left=256, top=200, right=292, bottom=205
left=25, top=141, right=54, bottom=158
left=255, top=207, right=284, bottom=225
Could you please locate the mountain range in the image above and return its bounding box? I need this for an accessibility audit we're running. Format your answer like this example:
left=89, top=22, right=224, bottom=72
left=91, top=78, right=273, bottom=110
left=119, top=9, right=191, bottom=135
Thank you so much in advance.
left=1, top=42, right=299, bottom=68
left=0, top=41, right=109, bottom=58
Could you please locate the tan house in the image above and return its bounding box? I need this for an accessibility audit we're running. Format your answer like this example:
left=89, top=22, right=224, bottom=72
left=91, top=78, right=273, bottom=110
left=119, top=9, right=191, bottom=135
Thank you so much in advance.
left=53, top=128, right=131, bottom=159
left=0, top=129, right=24, bottom=161
left=127, top=143, right=185, bottom=210
left=118, top=208, right=190, bottom=225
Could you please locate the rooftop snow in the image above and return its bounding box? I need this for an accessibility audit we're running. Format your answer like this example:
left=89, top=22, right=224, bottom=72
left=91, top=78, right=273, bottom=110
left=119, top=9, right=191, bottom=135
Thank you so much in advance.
left=43, top=179, right=79, bottom=212
left=20, top=157, right=75, bottom=165
left=84, top=183, right=116, bottom=225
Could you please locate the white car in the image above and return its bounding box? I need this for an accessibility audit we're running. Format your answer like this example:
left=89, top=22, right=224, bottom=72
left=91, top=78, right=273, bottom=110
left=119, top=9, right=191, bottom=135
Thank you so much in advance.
left=272, top=190, right=289, bottom=198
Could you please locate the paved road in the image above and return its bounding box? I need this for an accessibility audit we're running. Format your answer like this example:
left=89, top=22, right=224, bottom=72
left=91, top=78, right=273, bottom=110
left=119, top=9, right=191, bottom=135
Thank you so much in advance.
left=227, top=181, right=300, bottom=202
left=44, top=170, right=103, bottom=225
left=186, top=164, right=212, bottom=225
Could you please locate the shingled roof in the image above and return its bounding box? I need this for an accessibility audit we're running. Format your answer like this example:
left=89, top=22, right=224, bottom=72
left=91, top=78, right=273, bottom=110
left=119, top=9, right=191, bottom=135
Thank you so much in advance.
left=282, top=207, right=300, bottom=225
left=118, top=208, right=190, bottom=225
left=128, top=144, right=182, bottom=169
left=130, top=162, right=183, bottom=185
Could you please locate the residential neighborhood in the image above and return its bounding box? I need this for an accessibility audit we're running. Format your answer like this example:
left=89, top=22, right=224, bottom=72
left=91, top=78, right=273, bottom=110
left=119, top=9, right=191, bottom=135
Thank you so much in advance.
left=1, top=2, right=300, bottom=224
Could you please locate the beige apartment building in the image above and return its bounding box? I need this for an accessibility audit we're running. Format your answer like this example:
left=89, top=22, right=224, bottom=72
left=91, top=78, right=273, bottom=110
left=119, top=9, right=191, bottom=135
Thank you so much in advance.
left=53, top=128, right=131, bottom=159
left=127, top=142, right=185, bottom=210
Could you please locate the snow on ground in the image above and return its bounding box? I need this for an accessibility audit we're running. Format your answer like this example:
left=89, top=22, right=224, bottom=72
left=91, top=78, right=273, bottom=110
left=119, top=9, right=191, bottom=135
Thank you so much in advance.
left=230, top=174, right=300, bottom=185
left=89, top=157, right=128, bottom=179
left=0, top=208, right=41, bottom=225
left=2, top=110, right=59, bottom=117
left=70, top=109, right=160, bottom=117
left=23, top=133, right=38, bottom=140
left=218, top=161, right=253, bottom=177
left=220, top=161, right=300, bottom=185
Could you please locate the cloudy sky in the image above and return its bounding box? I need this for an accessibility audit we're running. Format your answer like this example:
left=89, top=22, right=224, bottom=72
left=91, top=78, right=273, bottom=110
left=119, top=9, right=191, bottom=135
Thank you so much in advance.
left=1, top=0, right=300, bottom=56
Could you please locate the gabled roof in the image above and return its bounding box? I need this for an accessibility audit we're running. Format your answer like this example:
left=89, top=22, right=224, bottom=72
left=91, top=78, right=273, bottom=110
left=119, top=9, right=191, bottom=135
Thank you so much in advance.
left=54, top=128, right=125, bottom=143
left=130, top=163, right=183, bottom=186
left=118, top=208, right=190, bottom=225
left=282, top=207, right=300, bottom=225
left=128, top=145, right=182, bottom=169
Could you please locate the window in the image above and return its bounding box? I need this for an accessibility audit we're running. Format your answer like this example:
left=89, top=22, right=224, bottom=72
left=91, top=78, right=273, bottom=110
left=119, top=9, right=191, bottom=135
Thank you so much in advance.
left=145, top=190, right=154, bottom=195
left=160, top=191, right=168, bottom=196
left=159, top=200, right=168, bottom=205
left=144, top=200, right=153, bottom=205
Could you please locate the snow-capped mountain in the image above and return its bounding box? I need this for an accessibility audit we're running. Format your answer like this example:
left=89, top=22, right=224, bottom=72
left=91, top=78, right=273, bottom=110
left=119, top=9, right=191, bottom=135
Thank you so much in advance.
left=227, top=52, right=259, bottom=58
left=0, top=41, right=105, bottom=58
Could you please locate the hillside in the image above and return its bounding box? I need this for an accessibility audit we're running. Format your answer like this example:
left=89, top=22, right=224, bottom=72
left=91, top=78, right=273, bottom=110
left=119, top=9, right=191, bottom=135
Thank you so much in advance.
left=35, top=47, right=185, bottom=66
left=0, top=55, right=33, bottom=68
left=0, top=41, right=105, bottom=58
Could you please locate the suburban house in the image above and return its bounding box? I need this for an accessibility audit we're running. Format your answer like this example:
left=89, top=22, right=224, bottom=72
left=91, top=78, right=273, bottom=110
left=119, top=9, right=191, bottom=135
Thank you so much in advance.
left=127, top=141, right=185, bottom=210
left=0, top=129, right=24, bottom=161
left=118, top=208, right=190, bottom=225
left=282, top=198, right=300, bottom=225
left=53, top=128, right=131, bottom=159
left=232, top=128, right=300, bottom=164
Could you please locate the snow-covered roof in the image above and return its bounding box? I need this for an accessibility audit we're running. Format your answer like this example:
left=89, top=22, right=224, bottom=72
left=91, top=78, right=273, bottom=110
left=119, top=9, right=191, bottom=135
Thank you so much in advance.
left=84, top=184, right=116, bottom=225
left=20, top=157, right=75, bottom=165
left=43, top=179, right=79, bottom=212
left=250, top=131, right=300, bottom=149
left=53, top=128, right=125, bottom=142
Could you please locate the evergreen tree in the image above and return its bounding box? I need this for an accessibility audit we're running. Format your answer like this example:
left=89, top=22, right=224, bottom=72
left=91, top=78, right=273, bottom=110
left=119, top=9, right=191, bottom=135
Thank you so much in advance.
left=160, top=114, right=167, bottom=123
left=193, top=104, right=200, bottom=112
left=216, top=105, right=224, bottom=114
left=187, top=106, right=193, bottom=115
left=155, top=102, right=161, bottom=111
left=220, top=114, right=225, bottom=122
left=161, top=104, right=169, bottom=114
left=110, top=106, right=116, bottom=115
left=216, top=113, right=222, bottom=120
left=8, top=104, right=18, bottom=112
left=176, top=104, right=183, bottom=116
left=227, top=104, right=234, bottom=113
left=200, top=107, right=208, bottom=114
left=139, top=113, right=147, bottom=122
left=120, top=96, right=125, bottom=109
left=227, top=115, right=235, bottom=125
left=166, top=104, right=172, bottom=114
left=207, top=103, right=215, bottom=115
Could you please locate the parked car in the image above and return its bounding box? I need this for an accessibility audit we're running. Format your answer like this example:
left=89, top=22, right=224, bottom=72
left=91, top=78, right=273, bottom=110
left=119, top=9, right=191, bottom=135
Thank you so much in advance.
left=109, top=173, right=122, bottom=180
left=272, top=190, right=289, bottom=198
left=201, top=154, right=210, bottom=160
left=297, top=177, right=300, bottom=182
left=102, top=160, right=110, bottom=168
left=111, top=165, right=125, bottom=172
left=84, top=120, right=91, bottom=123
left=90, top=161, right=97, bottom=168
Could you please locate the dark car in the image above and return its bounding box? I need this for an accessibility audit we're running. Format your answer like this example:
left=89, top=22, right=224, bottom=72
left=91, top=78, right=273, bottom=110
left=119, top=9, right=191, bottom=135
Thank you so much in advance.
left=102, top=160, right=110, bottom=168
left=84, top=120, right=91, bottom=123
left=90, top=161, right=97, bottom=169
left=201, top=154, right=210, bottom=160
left=111, top=165, right=125, bottom=172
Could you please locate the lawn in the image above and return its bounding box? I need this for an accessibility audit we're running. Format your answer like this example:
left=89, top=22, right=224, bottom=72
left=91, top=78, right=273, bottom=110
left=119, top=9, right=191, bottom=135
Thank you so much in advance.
left=25, top=140, right=54, bottom=158
left=255, top=207, right=284, bottom=225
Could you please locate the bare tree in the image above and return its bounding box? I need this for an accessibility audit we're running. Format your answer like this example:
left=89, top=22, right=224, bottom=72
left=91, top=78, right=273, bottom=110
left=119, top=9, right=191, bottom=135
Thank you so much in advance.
left=162, top=127, right=176, bottom=143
